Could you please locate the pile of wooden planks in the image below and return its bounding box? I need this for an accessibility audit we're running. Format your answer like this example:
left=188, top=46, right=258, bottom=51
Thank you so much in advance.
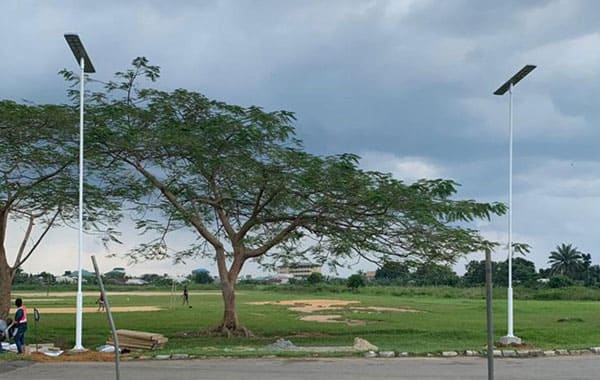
left=106, top=329, right=168, bottom=351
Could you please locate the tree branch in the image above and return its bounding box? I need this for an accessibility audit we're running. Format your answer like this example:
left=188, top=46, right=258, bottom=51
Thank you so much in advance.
left=126, top=158, right=223, bottom=250
left=15, top=208, right=61, bottom=268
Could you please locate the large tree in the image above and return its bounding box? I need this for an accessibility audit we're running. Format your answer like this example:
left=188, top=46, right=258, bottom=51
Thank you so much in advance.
left=0, top=101, right=79, bottom=318
left=80, top=58, right=506, bottom=336
left=0, top=99, right=121, bottom=319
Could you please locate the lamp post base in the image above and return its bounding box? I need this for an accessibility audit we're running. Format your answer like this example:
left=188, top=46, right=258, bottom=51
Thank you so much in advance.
left=69, top=346, right=88, bottom=353
left=499, top=335, right=522, bottom=345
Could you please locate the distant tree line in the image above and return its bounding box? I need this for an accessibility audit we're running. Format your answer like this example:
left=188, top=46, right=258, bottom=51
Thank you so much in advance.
left=13, top=243, right=594, bottom=290
left=371, top=243, right=599, bottom=289
left=11, top=268, right=217, bottom=287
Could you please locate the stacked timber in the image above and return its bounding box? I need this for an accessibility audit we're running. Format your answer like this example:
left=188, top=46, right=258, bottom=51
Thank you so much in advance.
left=106, top=329, right=168, bottom=350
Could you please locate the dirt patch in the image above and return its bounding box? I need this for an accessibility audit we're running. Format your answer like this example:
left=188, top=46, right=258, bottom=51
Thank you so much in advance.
left=249, top=299, right=420, bottom=314
left=249, top=299, right=419, bottom=325
left=299, top=314, right=367, bottom=326
left=352, top=306, right=419, bottom=313
left=24, top=298, right=67, bottom=302
left=249, top=299, right=360, bottom=313
left=10, top=306, right=162, bottom=314
left=30, top=351, right=120, bottom=362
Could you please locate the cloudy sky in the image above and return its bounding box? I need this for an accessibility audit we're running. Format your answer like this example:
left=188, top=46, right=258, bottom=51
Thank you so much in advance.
left=3, top=0, right=600, bottom=278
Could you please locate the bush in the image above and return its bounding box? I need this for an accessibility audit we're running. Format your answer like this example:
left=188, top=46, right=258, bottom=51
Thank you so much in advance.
left=347, top=274, right=366, bottom=290
left=548, top=275, right=575, bottom=288
left=192, top=271, right=214, bottom=284
left=306, top=272, right=324, bottom=285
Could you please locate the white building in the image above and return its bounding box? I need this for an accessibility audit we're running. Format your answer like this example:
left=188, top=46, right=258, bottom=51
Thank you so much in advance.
left=56, top=276, right=76, bottom=284
left=276, top=263, right=321, bottom=279
left=125, top=278, right=148, bottom=285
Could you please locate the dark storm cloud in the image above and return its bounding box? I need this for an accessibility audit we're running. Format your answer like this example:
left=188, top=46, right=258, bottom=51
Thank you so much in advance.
left=3, top=0, right=600, bottom=274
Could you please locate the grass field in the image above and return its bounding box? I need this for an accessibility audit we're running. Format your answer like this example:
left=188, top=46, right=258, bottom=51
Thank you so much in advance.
left=5, top=286, right=600, bottom=357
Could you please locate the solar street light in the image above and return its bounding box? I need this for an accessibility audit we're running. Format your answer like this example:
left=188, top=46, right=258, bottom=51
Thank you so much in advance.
left=493, top=64, right=536, bottom=345
left=64, top=33, right=95, bottom=351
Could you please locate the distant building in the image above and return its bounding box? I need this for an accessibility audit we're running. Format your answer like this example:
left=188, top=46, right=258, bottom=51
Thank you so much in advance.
left=276, top=263, right=321, bottom=279
left=56, top=276, right=76, bottom=284
left=253, top=274, right=294, bottom=284
left=125, top=278, right=148, bottom=285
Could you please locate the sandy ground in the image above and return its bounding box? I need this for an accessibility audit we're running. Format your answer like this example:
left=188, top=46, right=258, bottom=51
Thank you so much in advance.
left=24, top=298, right=68, bottom=302
left=248, top=299, right=418, bottom=313
left=299, top=315, right=367, bottom=326
left=249, top=299, right=419, bottom=325
left=249, top=299, right=360, bottom=313
left=29, top=351, right=119, bottom=362
left=8, top=306, right=162, bottom=314
left=352, top=306, right=419, bottom=313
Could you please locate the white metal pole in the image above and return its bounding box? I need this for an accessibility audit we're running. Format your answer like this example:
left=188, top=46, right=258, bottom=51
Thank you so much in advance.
left=507, top=83, right=514, bottom=338
left=74, top=56, right=85, bottom=351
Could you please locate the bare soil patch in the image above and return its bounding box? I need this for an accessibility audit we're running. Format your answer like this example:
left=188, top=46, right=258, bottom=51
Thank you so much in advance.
left=249, top=299, right=419, bottom=314
left=352, top=306, right=419, bottom=313
left=30, top=351, right=120, bottom=362
left=299, top=314, right=367, bottom=326
left=24, top=298, right=67, bottom=302
left=249, top=299, right=419, bottom=325
left=249, top=299, right=360, bottom=313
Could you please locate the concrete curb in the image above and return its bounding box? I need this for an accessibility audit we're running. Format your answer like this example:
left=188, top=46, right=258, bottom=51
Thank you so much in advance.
left=149, top=346, right=600, bottom=361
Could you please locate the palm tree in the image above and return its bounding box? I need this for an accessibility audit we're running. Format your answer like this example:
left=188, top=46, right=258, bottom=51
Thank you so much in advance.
left=548, top=243, right=583, bottom=278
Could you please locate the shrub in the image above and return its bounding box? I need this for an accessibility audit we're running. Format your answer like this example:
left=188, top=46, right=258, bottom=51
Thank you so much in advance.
left=306, top=272, right=324, bottom=285
left=548, top=275, right=575, bottom=288
left=347, top=274, right=366, bottom=290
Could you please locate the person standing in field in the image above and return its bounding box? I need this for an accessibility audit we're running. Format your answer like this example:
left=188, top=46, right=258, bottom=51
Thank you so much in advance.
left=182, top=285, right=189, bottom=306
left=13, top=298, right=28, bottom=354
left=96, top=293, right=105, bottom=312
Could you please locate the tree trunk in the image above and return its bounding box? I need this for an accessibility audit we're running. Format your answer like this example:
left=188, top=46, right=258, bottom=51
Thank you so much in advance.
left=221, top=280, right=239, bottom=330
left=208, top=251, right=253, bottom=337
left=0, top=261, right=13, bottom=320
left=0, top=209, right=13, bottom=320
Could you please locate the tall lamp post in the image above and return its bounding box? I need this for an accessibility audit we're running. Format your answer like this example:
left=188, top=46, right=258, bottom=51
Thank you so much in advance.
left=64, top=33, right=95, bottom=351
left=493, top=64, right=536, bottom=345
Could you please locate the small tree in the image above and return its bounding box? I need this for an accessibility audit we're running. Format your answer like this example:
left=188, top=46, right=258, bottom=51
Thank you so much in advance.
left=463, top=260, right=487, bottom=286
left=347, top=273, right=366, bottom=290
left=193, top=271, right=214, bottom=284
left=413, top=263, right=459, bottom=286
left=306, top=272, right=324, bottom=285
left=375, top=261, right=411, bottom=284
left=103, top=270, right=126, bottom=284
left=494, top=257, right=537, bottom=287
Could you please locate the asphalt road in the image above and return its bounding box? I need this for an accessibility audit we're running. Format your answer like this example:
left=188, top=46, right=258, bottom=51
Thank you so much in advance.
left=2, top=356, right=600, bottom=380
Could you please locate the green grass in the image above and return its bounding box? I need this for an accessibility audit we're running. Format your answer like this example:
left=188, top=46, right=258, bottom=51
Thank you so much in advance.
left=6, top=286, right=600, bottom=358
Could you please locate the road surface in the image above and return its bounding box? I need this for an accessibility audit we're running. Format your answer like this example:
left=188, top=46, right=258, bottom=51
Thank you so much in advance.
left=2, top=356, right=600, bottom=379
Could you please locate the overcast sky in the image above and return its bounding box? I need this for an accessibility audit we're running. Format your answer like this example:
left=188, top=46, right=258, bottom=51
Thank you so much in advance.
left=3, top=0, right=600, bottom=278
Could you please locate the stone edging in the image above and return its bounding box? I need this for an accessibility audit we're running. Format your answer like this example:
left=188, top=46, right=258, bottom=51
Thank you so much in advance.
left=366, top=347, right=600, bottom=358
left=140, top=347, right=600, bottom=361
